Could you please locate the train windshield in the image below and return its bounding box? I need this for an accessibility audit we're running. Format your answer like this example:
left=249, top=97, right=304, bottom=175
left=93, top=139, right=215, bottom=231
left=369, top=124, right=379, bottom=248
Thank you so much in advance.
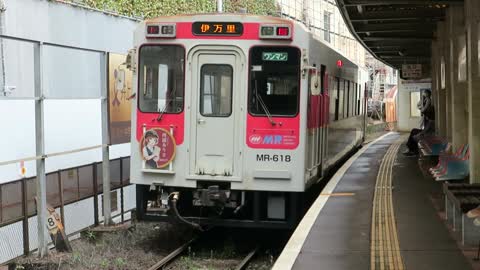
left=249, top=46, right=300, bottom=116
left=138, top=45, right=185, bottom=113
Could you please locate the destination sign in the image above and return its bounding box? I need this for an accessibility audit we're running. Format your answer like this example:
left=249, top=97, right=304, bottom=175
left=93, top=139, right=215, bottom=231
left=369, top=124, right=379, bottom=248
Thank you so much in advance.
left=192, top=22, right=243, bottom=36
left=262, top=52, right=288, bottom=61
left=402, top=64, right=422, bottom=79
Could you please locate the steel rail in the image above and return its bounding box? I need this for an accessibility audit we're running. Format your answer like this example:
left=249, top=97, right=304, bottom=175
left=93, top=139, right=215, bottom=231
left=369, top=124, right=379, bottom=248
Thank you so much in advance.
left=235, top=246, right=260, bottom=270
left=147, top=233, right=259, bottom=270
left=147, top=236, right=198, bottom=270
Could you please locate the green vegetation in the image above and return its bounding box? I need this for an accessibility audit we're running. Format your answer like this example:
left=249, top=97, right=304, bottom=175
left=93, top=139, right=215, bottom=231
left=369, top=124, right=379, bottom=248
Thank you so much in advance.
left=82, top=229, right=97, bottom=243
left=81, top=0, right=280, bottom=18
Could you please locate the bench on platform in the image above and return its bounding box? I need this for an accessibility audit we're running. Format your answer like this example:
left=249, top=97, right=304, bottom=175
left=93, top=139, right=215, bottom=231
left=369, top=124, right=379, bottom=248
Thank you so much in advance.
left=443, top=183, right=480, bottom=246
left=429, top=144, right=466, bottom=174
left=418, top=136, right=449, bottom=157
left=433, top=145, right=469, bottom=181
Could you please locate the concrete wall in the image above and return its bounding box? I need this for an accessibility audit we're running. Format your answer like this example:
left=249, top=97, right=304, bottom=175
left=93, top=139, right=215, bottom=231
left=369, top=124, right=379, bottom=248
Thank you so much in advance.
left=431, top=0, right=480, bottom=183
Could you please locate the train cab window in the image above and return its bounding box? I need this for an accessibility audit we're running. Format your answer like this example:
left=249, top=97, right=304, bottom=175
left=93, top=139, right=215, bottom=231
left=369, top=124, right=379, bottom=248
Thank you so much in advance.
left=249, top=46, right=300, bottom=116
left=138, top=45, right=185, bottom=113
left=200, top=65, right=233, bottom=117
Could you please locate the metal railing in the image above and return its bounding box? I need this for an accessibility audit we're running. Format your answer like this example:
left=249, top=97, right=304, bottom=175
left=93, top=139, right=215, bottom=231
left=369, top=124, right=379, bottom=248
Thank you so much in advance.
left=0, top=32, right=120, bottom=256
left=0, top=156, right=131, bottom=257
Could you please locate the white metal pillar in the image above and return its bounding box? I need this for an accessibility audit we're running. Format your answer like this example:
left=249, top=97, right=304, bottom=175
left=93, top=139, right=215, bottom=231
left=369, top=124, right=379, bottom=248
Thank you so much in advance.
left=100, top=52, right=112, bottom=225
left=34, top=42, right=48, bottom=257
left=0, top=0, right=6, bottom=94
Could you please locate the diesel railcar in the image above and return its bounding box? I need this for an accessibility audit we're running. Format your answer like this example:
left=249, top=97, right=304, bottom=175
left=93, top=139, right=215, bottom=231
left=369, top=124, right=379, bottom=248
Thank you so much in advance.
left=129, top=14, right=367, bottom=229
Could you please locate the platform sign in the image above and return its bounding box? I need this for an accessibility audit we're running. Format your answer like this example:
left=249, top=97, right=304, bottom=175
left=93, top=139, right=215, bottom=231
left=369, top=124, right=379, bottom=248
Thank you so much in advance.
left=46, top=213, right=59, bottom=231
left=402, top=64, right=422, bottom=79
left=140, top=128, right=176, bottom=169
left=39, top=201, right=72, bottom=252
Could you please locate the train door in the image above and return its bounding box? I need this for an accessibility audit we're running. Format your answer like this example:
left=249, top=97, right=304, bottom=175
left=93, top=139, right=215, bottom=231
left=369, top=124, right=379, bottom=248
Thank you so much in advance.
left=190, top=49, right=243, bottom=177
left=307, top=67, right=322, bottom=179
left=321, top=66, right=328, bottom=174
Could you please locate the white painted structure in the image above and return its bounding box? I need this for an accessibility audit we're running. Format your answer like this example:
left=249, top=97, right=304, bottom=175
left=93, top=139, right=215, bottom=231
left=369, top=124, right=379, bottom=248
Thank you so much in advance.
left=0, top=0, right=139, bottom=263
left=397, top=79, right=432, bottom=132
left=0, top=0, right=138, bottom=183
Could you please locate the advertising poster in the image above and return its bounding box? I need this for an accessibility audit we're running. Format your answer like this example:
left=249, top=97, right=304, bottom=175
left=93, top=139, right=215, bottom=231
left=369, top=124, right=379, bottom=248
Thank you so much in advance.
left=108, top=53, right=132, bottom=144
left=140, top=128, right=176, bottom=169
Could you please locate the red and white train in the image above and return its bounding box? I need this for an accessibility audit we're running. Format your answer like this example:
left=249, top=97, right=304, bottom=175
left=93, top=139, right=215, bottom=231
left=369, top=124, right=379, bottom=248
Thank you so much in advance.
left=129, top=13, right=368, bottom=229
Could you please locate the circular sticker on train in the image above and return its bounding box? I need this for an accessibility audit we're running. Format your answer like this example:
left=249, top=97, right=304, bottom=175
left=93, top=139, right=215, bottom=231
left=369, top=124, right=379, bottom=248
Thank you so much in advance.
left=140, top=128, right=176, bottom=169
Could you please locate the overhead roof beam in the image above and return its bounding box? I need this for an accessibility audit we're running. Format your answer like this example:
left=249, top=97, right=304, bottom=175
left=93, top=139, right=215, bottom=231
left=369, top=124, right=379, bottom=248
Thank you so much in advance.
left=354, top=22, right=435, bottom=33
left=360, top=32, right=435, bottom=39
left=380, top=55, right=430, bottom=60
left=363, top=37, right=433, bottom=41
left=344, top=0, right=463, bottom=6
left=349, top=10, right=444, bottom=22
left=370, top=45, right=429, bottom=49
left=375, top=52, right=430, bottom=58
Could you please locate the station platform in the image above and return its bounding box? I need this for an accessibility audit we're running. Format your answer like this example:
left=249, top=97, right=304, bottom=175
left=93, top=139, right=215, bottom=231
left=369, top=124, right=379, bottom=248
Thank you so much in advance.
left=274, top=132, right=474, bottom=270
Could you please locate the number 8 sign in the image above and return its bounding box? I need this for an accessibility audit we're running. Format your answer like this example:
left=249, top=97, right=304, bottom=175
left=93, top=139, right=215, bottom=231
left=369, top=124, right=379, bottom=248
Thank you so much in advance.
left=47, top=214, right=58, bottom=231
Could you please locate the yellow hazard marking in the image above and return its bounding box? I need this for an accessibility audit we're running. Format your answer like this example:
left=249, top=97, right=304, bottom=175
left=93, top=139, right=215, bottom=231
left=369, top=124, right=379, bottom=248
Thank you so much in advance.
left=318, top=192, right=355, bottom=197
left=371, top=138, right=406, bottom=270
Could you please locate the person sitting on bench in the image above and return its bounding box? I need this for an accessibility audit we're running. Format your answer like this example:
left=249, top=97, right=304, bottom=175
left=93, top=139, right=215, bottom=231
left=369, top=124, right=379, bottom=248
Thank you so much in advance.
left=403, top=90, right=435, bottom=156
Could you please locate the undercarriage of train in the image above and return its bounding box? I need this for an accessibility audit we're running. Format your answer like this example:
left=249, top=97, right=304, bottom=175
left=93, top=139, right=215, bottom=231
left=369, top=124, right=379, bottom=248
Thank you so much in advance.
left=135, top=182, right=302, bottom=229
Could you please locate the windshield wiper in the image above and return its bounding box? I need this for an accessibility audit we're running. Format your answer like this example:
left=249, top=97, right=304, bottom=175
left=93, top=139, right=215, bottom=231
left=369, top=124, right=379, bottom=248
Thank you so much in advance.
left=254, top=80, right=277, bottom=126
left=156, top=90, right=176, bottom=122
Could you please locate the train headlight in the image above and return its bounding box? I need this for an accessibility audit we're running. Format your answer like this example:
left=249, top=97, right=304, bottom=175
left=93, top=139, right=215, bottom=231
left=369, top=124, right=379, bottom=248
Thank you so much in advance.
left=261, top=26, right=274, bottom=36
left=259, top=24, right=292, bottom=40
left=146, top=23, right=176, bottom=38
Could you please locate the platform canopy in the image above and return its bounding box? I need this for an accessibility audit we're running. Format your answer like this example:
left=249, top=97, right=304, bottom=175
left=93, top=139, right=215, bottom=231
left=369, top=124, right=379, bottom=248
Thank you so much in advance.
left=336, top=0, right=463, bottom=72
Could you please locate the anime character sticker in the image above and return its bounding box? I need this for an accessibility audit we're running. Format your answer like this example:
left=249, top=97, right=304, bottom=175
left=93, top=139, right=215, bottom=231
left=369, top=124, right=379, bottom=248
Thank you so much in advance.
left=141, top=128, right=176, bottom=169
left=142, top=130, right=161, bottom=169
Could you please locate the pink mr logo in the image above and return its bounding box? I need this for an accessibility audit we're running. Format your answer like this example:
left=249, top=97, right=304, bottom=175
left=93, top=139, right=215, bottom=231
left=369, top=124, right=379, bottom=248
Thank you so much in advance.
left=263, top=135, right=283, bottom=144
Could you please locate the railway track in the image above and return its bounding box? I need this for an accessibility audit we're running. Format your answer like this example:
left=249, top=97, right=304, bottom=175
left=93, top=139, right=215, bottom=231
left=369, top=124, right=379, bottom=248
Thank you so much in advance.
left=147, top=235, right=259, bottom=270
left=147, top=236, right=198, bottom=270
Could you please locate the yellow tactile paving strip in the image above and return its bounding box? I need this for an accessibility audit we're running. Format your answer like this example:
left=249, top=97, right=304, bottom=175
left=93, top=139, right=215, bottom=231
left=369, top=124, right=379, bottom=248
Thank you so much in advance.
left=371, top=138, right=405, bottom=270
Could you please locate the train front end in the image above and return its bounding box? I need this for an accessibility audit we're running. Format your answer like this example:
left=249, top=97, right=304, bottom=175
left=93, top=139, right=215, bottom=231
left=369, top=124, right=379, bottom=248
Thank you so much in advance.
left=130, top=14, right=309, bottom=229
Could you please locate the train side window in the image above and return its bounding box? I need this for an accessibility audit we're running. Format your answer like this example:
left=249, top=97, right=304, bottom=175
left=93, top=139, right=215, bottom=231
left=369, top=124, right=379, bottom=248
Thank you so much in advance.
left=356, top=83, right=360, bottom=115
left=343, top=80, right=350, bottom=118
left=138, top=45, right=185, bottom=113
left=353, top=83, right=357, bottom=116
left=200, top=64, right=233, bottom=117
left=249, top=46, right=301, bottom=116
left=320, top=65, right=326, bottom=94
left=330, top=76, right=337, bottom=122
left=334, top=77, right=340, bottom=120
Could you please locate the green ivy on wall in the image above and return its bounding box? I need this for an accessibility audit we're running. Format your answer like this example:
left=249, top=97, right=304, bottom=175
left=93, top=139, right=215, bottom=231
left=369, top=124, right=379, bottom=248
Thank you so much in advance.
left=81, top=0, right=280, bottom=18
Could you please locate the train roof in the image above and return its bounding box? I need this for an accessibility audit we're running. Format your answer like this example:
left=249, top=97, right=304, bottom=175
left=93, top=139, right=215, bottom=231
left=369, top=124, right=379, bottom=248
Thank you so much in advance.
left=144, top=13, right=293, bottom=24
